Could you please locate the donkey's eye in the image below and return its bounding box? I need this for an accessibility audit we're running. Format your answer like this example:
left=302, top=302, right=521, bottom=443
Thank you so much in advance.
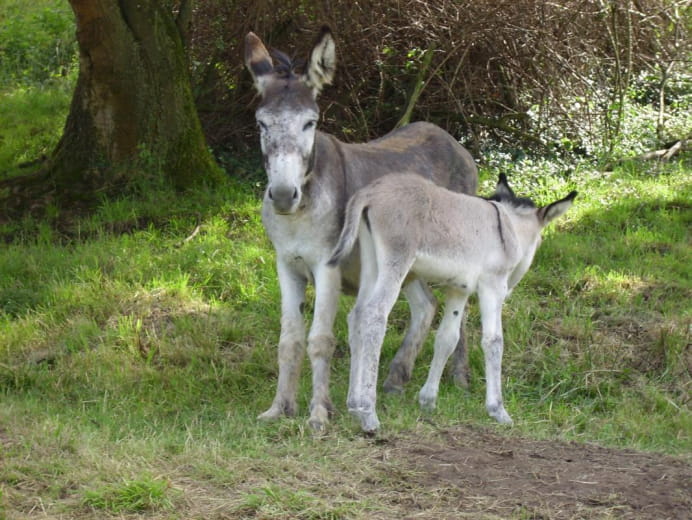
left=303, top=120, right=316, bottom=131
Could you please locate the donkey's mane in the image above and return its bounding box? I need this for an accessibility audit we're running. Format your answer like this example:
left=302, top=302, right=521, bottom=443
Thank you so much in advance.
left=270, top=49, right=305, bottom=79
left=485, top=193, right=536, bottom=209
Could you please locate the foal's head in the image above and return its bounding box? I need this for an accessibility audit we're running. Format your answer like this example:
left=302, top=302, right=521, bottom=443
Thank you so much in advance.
left=488, top=173, right=578, bottom=227
left=245, top=27, right=336, bottom=215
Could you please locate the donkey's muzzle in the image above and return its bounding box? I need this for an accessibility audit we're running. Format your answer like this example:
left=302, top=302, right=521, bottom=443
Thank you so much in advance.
left=268, top=185, right=300, bottom=214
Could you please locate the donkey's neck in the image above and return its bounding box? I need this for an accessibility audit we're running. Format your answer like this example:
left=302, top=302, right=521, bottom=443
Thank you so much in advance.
left=299, top=131, right=348, bottom=213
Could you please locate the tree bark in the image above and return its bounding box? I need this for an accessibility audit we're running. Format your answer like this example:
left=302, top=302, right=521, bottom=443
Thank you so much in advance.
left=2, top=0, right=221, bottom=216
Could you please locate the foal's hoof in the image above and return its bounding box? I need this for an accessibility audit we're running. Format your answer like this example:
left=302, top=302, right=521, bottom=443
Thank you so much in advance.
left=349, top=408, right=380, bottom=433
left=488, top=405, right=513, bottom=425
left=418, top=393, right=437, bottom=411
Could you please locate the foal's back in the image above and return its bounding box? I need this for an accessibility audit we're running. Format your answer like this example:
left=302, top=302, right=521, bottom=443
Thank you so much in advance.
left=361, top=174, right=521, bottom=282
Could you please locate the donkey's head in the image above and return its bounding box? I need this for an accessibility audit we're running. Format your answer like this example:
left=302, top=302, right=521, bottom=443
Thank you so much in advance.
left=489, top=173, right=577, bottom=228
left=245, top=27, right=336, bottom=214
left=487, top=173, right=577, bottom=290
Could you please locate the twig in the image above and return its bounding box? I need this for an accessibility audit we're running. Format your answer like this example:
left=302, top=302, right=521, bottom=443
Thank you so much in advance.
left=176, top=223, right=202, bottom=248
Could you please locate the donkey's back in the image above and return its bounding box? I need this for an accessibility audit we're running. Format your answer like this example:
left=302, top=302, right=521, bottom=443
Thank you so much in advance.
left=339, top=122, right=477, bottom=197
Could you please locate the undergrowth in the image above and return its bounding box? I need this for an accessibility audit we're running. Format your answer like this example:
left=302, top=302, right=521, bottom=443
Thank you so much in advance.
left=1, top=156, right=689, bottom=518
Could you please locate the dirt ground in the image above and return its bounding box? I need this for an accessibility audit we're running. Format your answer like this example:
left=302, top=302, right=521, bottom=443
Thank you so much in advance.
left=378, top=424, right=691, bottom=519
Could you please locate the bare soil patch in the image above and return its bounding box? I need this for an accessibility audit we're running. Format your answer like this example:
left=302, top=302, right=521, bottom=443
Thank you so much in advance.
left=383, top=424, right=691, bottom=519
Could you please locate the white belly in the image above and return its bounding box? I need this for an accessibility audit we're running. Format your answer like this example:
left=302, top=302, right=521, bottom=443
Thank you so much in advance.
left=411, top=252, right=479, bottom=291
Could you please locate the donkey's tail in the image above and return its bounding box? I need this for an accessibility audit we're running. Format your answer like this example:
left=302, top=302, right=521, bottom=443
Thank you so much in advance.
left=327, top=192, right=368, bottom=267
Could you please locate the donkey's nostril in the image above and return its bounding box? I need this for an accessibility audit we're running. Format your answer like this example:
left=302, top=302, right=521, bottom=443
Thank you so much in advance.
left=292, top=188, right=298, bottom=200
left=268, top=188, right=274, bottom=200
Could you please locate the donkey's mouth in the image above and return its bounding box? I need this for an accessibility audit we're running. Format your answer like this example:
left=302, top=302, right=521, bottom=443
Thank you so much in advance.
left=272, top=203, right=307, bottom=216
left=273, top=207, right=300, bottom=216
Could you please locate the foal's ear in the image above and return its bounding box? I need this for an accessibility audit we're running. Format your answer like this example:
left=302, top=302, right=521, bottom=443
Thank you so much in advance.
left=495, top=173, right=515, bottom=199
left=304, top=26, right=336, bottom=95
left=539, top=191, right=578, bottom=225
left=245, top=32, right=273, bottom=95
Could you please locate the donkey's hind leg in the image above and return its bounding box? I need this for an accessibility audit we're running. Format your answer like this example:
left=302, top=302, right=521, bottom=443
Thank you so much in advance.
left=450, top=317, right=470, bottom=388
left=383, top=279, right=436, bottom=394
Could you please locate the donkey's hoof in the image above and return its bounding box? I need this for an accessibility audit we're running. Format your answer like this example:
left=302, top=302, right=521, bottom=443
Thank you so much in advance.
left=382, top=379, right=405, bottom=394
left=488, top=405, right=513, bottom=425
left=257, top=401, right=295, bottom=421
left=359, top=413, right=380, bottom=433
left=257, top=408, right=282, bottom=421
left=307, top=404, right=331, bottom=432
left=349, top=407, right=380, bottom=433
left=451, top=369, right=470, bottom=389
left=383, top=364, right=410, bottom=394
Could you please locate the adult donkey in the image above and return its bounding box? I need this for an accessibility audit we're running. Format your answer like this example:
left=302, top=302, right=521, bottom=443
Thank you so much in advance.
left=245, top=26, right=478, bottom=430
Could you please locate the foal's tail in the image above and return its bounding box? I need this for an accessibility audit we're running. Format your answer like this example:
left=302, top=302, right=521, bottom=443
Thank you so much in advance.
left=327, top=192, right=369, bottom=267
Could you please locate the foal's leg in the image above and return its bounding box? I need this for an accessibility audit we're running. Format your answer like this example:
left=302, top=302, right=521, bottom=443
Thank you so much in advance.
left=306, top=262, right=341, bottom=431
left=258, top=258, right=307, bottom=420
left=347, top=270, right=407, bottom=432
left=419, top=291, right=469, bottom=409
left=478, top=279, right=513, bottom=425
left=383, top=279, right=436, bottom=394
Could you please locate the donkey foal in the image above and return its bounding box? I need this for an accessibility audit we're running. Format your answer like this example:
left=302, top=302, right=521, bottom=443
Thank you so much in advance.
left=329, top=173, right=576, bottom=432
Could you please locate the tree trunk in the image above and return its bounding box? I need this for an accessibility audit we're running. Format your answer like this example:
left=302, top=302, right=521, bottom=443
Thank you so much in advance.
left=3, top=0, right=221, bottom=213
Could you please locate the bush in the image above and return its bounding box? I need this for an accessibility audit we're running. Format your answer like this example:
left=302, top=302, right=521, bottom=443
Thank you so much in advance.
left=0, top=0, right=77, bottom=87
left=190, top=0, right=690, bottom=160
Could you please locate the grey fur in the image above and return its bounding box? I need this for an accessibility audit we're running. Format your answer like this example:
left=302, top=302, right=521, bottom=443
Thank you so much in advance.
left=245, top=28, right=478, bottom=430
left=329, top=173, right=576, bottom=431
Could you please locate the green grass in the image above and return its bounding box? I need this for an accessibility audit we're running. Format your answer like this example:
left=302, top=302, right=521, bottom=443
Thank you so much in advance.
left=0, top=0, right=76, bottom=181
left=0, top=82, right=74, bottom=179
left=0, top=157, right=689, bottom=517
left=0, top=0, right=76, bottom=86
left=83, top=475, right=176, bottom=513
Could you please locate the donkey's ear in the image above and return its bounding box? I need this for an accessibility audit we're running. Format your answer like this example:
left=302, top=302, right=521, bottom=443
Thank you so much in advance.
left=495, top=173, right=515, bottom=199
left=539, top=191, right=577, bottom=225
left=304, top=26, right=336, bottom=95
left=245, top=32, right=273, bottom=95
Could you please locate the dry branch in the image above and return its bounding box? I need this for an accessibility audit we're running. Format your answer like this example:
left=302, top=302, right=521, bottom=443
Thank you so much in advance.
left=606, top=139, right=689, bottom=169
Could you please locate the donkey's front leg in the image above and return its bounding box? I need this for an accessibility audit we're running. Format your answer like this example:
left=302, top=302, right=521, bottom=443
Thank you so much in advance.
left=306, top=263, right=341, bottom=431
left=258, top=259, right=307, bottom=421
left=419, top=291, right=469, bottom=409
left=478, top=281, right=513, bottom=425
